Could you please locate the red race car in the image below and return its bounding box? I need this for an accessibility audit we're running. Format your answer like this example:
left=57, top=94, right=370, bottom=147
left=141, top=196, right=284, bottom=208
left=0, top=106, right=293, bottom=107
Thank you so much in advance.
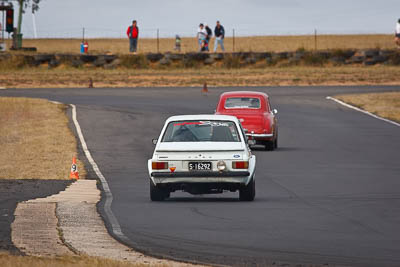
left=215, top=91, right=278, bottom=150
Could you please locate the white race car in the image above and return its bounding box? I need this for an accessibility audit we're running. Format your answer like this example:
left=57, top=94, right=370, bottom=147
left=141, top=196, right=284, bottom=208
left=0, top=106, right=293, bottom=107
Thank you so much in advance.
left=148, top=115, right=256, bottom=201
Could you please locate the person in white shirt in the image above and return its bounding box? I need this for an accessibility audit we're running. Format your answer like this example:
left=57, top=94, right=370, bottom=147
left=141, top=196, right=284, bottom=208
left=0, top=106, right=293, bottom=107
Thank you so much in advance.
left=395, top=19, right=400, bottom=47
left=197, top=23, right=207, bottom=52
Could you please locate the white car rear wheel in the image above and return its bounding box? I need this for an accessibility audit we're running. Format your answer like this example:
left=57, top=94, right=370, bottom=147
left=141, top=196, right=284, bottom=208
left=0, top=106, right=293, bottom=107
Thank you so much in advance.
left=150, top=180, right=170, bottom=201
left=239, top=177, right=255, bottom=201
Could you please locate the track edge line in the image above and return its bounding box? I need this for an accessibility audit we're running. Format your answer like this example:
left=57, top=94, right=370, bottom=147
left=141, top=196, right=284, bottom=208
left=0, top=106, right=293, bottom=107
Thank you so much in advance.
left=69, top=104, right=131, bottom=244
left=326, top=96, right=400, bottom=127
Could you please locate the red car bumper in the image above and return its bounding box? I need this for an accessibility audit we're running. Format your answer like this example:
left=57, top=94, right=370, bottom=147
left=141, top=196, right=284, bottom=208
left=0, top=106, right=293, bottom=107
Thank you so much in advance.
left=246, top=133, right=274, bottom=141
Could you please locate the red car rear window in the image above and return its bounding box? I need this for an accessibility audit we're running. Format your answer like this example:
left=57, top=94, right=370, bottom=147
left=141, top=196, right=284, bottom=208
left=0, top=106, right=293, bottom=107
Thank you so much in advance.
left=224, top=97, right=261, bottom=109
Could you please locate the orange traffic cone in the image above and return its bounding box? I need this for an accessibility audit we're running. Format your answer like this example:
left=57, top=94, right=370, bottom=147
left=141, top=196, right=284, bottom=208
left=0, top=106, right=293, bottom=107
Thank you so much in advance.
left=88, top=78, right=94, bottom=88
left=70, top=157, right=79, bottom=179
left=201, top=82, right=208, bottom=94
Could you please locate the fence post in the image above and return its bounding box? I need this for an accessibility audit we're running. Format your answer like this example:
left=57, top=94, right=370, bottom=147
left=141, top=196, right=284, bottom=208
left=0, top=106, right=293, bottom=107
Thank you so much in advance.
left=314, top=29, right=317, bottom=51
left=232, top=28, right=235, bottom=52
left=157, top=28, right=159, bottom=53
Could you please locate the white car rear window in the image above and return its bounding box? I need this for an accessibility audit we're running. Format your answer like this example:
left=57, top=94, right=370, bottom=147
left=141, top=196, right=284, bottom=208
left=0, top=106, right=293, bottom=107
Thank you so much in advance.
left=162, top=120, right=241, bottom=142
left=225, top=97, right=261, bottom=109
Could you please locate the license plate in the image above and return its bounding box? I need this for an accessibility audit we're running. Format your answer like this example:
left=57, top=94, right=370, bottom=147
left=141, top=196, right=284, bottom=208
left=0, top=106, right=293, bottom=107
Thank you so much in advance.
left=188, top=162, right=212, bottom=171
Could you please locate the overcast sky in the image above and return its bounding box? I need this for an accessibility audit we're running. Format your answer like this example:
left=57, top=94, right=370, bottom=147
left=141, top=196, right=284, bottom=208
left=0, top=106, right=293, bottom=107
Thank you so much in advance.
left=11, top=0, right=400, bottom=38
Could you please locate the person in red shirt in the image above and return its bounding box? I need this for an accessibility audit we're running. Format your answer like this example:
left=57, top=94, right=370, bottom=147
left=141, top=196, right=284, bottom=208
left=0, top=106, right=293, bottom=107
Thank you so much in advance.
left=126, top=20, right=139, bottom=53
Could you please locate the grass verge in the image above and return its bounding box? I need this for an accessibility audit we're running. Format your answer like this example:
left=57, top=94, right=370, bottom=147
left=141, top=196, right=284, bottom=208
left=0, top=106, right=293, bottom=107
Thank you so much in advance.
left=1, top=66, right=400, bottom=88
left=0, top=253, right=160, bottom=267
left=4, top=34, right=398, bottom=54
left=0, top=97, right=86, bottom=179
left=335, top=92, right=400, bottom=123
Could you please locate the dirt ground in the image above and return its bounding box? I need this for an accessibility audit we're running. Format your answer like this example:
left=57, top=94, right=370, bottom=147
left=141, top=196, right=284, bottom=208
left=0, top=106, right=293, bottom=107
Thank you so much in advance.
left=1, top=66, right=400, bottom=88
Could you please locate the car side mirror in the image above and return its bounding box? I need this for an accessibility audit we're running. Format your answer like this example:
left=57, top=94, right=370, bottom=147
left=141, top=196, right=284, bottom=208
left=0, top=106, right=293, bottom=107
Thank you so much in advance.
left=152, top=139, right=158, bottom=145
left=248, top=139, right=256, bottom=146
left=243, top=128, right=249, bottom=133
left=272, top=109, right=278, bottom=114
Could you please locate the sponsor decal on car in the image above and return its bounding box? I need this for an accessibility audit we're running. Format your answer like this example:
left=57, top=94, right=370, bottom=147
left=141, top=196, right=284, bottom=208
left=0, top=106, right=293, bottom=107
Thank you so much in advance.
left=174, top=122, right=202, bottom=126
left=174, top=121, right=229, bottom=127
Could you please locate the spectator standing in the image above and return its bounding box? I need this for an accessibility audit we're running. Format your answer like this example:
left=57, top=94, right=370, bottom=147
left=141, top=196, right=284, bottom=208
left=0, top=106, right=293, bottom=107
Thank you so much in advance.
left=395, top=19, right=400, bottom=47
left=126, top=20, right=139, bottom=53
left=175, top=35, right=182, bottom=52
left=197, top=23, right=207, bottom=52
left=205, top=24, right=212, bottom=51
left=214, top=21, right=225, bottom=52
left=200, top=39, right=209, bottom=52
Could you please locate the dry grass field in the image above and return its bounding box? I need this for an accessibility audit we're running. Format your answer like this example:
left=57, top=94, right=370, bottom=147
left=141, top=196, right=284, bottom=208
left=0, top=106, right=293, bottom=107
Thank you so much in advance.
left=1, top=66, right=400, bottom=88
left=4, top=34, right=398, bottom=54
left=0, top=253, right=161, bottom=267
left=336, top=92, right=400, bottom=123
left=0, top=97, right=85, bottom=179
left=1, top=34, right=400, bottom=88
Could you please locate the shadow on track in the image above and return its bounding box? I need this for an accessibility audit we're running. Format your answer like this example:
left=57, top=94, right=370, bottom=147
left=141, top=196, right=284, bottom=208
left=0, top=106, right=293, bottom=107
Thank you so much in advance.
left=163, top=197, right=239, bottom=202
left=157, top=196, right=268, bottom=203
left=251, top=145, right=300, bottom=152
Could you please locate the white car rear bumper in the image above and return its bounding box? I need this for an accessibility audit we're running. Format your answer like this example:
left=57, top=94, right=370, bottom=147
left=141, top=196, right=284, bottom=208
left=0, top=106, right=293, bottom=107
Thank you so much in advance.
left=151, top=171, right=252, bottom=185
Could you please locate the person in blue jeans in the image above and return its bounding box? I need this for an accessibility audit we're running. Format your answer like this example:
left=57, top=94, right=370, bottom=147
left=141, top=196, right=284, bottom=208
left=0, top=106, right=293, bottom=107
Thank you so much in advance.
left=197, top=23, right=207, bottom=52
left=126, top=20, right=139, bottom=53
left=214, top=21, right=225, bottom=52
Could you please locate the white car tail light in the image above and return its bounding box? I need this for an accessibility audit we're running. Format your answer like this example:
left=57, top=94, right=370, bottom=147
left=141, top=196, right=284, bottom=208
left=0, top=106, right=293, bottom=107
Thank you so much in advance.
left=232, top=161, right=249, bottom=169
left=152, top=162, right=168, bottom=170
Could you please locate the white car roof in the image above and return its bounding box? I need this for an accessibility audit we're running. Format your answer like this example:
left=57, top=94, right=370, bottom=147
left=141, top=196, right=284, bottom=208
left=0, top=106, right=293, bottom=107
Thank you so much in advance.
left=166, top=114, right=239, bottom=123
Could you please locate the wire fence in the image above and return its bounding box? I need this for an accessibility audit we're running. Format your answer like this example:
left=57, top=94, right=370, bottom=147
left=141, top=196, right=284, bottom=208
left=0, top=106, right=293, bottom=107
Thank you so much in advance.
left=14, top=24, right=395, bottom=39
left=1, top=25, right=396, bottom=54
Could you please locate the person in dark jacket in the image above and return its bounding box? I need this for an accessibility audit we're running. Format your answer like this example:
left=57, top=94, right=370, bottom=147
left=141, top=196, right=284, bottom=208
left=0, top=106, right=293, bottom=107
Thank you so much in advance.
left=214, top=21, right=225, bottom=52
left=126, top=20, right=139, bottom=53
left=205, top=24, right=212, bottom=51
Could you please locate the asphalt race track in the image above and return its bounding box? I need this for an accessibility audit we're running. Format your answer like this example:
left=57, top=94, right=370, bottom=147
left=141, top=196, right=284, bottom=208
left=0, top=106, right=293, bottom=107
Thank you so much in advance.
left=1, top=86, right=400, bottom=266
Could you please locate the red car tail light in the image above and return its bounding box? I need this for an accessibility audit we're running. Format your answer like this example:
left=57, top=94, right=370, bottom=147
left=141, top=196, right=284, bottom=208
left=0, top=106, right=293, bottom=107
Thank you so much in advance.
left=152, top=162, right=168, bottom=170
left=232, top=161, right=249, bottom=169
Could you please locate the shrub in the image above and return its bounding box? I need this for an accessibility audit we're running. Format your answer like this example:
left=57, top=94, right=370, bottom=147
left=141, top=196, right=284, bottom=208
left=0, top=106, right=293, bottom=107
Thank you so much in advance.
left=389, top=52, right=400, bottom=65
left=303, top=52, right=327, bottom=66
left=0, top=55, right=36, bottom=70
left=331, top=49, right=355, bottom=59
left=119, top=54, right=148, bottom=68
left=223, top=54, right=241, bottom=68
left=180, top=57, right=199, bottom=68
left=296, top=47, right=307, bottom=53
